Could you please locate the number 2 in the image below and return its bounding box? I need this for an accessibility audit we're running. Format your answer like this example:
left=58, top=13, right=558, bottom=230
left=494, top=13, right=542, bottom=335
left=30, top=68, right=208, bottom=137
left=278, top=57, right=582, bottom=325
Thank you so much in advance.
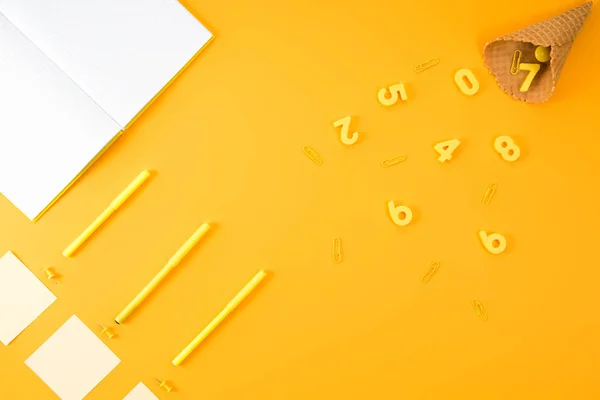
left=378, top=83, right=407, bottom=106
left=434, top=139, right=460, bottom=163
left=518, top=63, right=540, bottom=93
left=333, top=116, right=359, bottom=145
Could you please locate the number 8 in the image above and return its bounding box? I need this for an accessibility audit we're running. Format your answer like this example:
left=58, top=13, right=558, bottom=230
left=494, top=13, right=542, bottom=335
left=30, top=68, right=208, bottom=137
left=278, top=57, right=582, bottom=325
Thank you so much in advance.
left=494, top=136, right=520, bottom=162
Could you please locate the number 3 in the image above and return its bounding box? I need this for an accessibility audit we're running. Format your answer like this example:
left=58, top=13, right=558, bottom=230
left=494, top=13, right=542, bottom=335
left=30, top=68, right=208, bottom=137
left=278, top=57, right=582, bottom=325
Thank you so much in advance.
left=479, top=230, right=507, bottom=255
left=378, top=83, right=407, bottom=106
left=494, top=136, right=520, bottom=162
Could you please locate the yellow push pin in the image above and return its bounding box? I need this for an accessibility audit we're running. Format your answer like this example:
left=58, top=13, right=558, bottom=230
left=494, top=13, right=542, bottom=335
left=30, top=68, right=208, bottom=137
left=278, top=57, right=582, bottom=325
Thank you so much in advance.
left=156, top=378, right=174, bottom=392
left=98, top=324, right=116, bottom=339
left=43, top=267, right=60, bottom=284
left=534, top=46, right=551, bottom=63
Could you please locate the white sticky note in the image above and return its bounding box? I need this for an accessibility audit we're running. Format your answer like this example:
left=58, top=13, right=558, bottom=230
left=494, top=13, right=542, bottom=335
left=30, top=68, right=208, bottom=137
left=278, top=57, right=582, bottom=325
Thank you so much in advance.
left=25, top=315, right=120, bottom=400
left=123, top=383, right=159, bottom=400
left=0, top=251, right=56, bottom=345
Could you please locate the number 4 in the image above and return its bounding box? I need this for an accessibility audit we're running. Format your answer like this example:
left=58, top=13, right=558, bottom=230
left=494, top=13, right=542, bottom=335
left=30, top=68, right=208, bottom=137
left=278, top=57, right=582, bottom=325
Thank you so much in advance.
left=434, top=139, right=460, bottom=163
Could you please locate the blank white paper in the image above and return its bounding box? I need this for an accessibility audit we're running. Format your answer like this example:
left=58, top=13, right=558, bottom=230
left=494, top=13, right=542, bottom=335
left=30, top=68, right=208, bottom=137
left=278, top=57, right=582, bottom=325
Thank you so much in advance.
left=0, top=0, right=213, bottom=127
left=0, top=14, right=122, bottom=221
left=25, top=315, right=121, bottom=400
left=123, top=383, right=159, bottom=400
left=0, top=251, right=56, bottom=345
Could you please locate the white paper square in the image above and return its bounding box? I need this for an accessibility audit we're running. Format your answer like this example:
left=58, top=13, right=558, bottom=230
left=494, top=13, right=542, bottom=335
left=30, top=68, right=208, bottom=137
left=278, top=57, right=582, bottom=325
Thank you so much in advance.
left=25, top=315, right=121, bottom=400
left=123, top=383, right=159, bottom=400
left=0, top=251, right=56, bottom=345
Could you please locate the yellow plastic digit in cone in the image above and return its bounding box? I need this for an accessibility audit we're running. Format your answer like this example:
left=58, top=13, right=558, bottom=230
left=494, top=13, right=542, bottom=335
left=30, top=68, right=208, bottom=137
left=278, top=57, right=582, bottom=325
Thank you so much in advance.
left=518, top=63, right=541, bottom=92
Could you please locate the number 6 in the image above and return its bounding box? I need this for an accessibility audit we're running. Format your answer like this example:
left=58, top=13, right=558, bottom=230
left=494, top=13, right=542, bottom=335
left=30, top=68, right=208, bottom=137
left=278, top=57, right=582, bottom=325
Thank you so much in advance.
left=479, top=230, right=507, bottom=255
left=388, top=200, right=413, bottom=226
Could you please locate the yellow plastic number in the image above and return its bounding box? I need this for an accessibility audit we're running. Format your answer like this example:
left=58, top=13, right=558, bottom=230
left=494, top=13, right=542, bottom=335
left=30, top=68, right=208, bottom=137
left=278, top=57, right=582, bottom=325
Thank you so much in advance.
left=518, top=63, right=541, bottom=93
left=378, top=83, right=407, bottom=106
left=494, top=136, right=520, bottom=162
left=388, top=201, right=413, bottom=226
left=454, top=69, right=479, bottom=96
left=434, top=139, right=460, bottom=163
left=479, top=230, right=507, bottom=255
left=333, top=116, right=359, bottom=145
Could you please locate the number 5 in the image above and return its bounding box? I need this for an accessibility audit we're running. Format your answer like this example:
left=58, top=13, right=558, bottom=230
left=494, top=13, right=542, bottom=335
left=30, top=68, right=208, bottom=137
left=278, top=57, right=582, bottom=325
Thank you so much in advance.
left=378, top=83, right=407, bottom=106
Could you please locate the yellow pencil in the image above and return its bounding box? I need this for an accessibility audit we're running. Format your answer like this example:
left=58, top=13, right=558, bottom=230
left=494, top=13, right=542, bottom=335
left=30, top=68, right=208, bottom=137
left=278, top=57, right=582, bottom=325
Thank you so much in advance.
left=172, top=269, right=267, bottom=366
left=114, top=222, right=211, bottom=324
left=62, top=170, right=151, bottom=258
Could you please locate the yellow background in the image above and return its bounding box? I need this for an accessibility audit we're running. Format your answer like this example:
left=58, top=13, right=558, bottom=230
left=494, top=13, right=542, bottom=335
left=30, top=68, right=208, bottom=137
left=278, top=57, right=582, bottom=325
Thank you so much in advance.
left=1, top=0, right=599, bottom=398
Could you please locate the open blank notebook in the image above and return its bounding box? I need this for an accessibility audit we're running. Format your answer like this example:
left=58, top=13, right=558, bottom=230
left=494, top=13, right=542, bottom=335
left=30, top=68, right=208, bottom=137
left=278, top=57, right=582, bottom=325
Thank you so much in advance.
left=0, top=0, right=212, bottom=221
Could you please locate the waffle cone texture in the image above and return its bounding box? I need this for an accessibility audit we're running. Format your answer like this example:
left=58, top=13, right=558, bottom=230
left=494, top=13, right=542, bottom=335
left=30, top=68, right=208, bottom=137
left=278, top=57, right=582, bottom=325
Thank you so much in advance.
left=483, top=2, right=592, bottom=103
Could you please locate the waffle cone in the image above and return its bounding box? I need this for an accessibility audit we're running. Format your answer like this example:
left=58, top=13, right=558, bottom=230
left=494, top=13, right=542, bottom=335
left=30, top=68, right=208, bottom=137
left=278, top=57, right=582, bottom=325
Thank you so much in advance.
left=483, top=2, right=592, bottom=103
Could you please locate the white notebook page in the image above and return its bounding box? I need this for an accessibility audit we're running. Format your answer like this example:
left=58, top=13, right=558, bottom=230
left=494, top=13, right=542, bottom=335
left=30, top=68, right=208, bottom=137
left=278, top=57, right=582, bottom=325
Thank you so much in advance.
left=0, top=0, right=213, bottom=127
left=0, top=14, right=122, bottom=221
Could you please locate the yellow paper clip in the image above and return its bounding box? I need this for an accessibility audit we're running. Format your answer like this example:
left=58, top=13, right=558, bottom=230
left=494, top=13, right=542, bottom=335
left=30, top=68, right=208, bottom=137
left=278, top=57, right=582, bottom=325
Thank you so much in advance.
left=482, top=183, right=498, bottom=205
left=420, top=262, right=440, bottom=284
left=332, top=238, right=342, bottom=264
left=98, top=324, right=116, bottom=339
left=510, top=50, right=522, bottom=75
left=471, top=300, right=488, bottom=321
left=302, top=146, right=323, bottom=166
left=414, top=58, right=439, bottom=73
left=156, top=378, right=174, bottom=392
left=381, top=155, right=407, bottom=168
left=43, top=267, right=59, bottom=284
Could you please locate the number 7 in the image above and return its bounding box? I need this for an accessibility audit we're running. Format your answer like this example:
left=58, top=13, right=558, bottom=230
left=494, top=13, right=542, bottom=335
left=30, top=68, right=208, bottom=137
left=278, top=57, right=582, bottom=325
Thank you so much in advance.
left=518, top=63, right=541, bottom=93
